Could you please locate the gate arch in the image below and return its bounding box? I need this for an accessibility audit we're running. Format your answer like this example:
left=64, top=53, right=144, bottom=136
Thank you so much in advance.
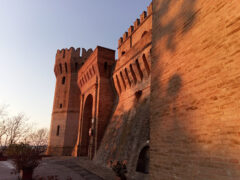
left=81, top=94, right=93, bottom=156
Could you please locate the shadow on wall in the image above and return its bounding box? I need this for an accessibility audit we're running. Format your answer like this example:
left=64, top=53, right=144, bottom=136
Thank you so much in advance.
left=153, top=0, right=198, bottom=51
left=151, top=0, right=240, bottom=179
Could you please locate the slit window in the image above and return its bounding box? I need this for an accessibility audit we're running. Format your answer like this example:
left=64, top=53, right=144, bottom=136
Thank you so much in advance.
left=65, top=63, right=67, bottom=73
left=104, top=62, right=108, bottom=71
left=62, top=76, right=66, bottom=85
left=56, top=125, right=60, bottom=136
left=75, top=63, right=78, bottom=72
left=59, top=104, right=62, bottom=108
left=59, top=64, right=62, bottom=74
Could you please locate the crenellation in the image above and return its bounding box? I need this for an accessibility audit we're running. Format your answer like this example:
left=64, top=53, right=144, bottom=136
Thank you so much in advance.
left=123, top=32, right=128, bottom=41
left=140, top=11, right=147, bottom=23
left=118, top=37, right=123, bottom=47
left=147, top=2, right=152, bottom=15
left=117, top=2, right=152, bottom=49
left=56, top=47, right=92, bottom=60
left=134, top=18, right=140, bottom=30
left=128, top=25, right=134, bottom=36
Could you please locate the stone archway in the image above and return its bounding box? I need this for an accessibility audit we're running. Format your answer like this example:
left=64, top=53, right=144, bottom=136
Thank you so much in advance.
left=136, top=145, right=149, bottom=174
left=81, top=94, right=93, bottom=156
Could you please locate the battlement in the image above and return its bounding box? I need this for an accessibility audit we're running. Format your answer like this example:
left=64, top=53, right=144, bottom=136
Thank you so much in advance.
left=56, top=47, right=93, bottom=60
left=118, top=2, right=152, bottom=48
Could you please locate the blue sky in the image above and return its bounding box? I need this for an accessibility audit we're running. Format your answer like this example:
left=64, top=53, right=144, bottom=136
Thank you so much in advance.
left=0, top=0, right=151, bottom=128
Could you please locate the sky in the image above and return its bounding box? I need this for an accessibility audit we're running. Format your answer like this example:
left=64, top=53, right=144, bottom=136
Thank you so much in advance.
left=0, top=0, right=152, bottom=129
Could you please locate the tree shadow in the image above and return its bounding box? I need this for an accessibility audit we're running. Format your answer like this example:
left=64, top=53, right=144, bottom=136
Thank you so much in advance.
left=151, top=0, right=240, bottom=179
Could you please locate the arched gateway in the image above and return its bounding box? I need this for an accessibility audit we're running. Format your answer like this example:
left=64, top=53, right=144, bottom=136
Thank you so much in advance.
left=74, top=46, right=115, bottom=159
left=81, top=94, right=93, bottom=156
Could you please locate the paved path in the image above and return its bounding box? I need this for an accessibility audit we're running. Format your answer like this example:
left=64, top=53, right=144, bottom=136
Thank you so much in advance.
left=0, top=158, right=109, bottom=180
left=34, top=158, right=104, bottom=180
left=0, top=161, right=18, bottom=180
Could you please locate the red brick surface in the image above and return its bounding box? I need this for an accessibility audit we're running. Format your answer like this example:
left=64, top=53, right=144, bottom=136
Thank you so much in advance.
left=47, top=48, right=92, bottom=155
left=151, top=0, right=240, bottom=179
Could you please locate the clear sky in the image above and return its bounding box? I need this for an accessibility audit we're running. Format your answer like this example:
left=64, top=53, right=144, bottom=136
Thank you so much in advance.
left=0, top=0, right=152, bottom=129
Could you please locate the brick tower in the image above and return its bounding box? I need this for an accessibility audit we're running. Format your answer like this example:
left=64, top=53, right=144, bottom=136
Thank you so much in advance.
left=47, top=47, right=92, bottom=156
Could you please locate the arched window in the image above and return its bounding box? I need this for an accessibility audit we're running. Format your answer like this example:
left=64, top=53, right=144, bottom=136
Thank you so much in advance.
left=56, top=125, right=60, bottom=136
left=65, top=63, right=67, bottom=73
left=62, top=76, right=65, bottom=85
left=136, top=146, right=149, bottom=174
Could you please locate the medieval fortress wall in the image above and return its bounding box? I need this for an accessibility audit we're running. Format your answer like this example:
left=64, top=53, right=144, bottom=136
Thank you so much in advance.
left=48, top=3, right=152, bottom=177
left=151, top=0, right=240, bottom=179
left=48, top=0, right=240, bottom=179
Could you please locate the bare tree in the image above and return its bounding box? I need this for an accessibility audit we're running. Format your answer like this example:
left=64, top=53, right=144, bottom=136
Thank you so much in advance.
left=0, top=105, right=8, bottom=147
left=4, top=113, right=31, bottom=146
left=28, top=128, right=49, bottom=147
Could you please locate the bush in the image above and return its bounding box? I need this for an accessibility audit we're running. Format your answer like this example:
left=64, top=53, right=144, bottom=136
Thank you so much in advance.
left=7, top=143, right=42, bottom=171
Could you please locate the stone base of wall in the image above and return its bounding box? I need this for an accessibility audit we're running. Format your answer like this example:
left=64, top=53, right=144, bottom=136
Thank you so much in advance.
left=47, top=146, right=74, bottom=156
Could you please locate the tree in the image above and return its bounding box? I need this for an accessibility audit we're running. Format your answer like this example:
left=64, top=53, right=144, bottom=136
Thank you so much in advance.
left=28, top=128, right=49, bottom=147
left=4, top=113, right=30, bottom=146
left=0, top=105, right=7, bottom=147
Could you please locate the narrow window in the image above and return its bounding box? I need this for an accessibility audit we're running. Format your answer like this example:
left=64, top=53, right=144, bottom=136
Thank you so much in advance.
left=130, top=64, right=137, bottom=84
left=63, top=50, right=65, bottom=58
left=62, top=76, right=65, bottom=85
left=104, top=62, right=108, bottom=71
left=135, top=59, right=143, bottom=80
left=65, top=63, right=67, bottom=73
left=59, top=64, right=62, bottom=74
left=59, top=104, right=62, bottom=108
left=75, top=63, right=78, bottom=72
left=56, top=125, right=60, bottom=136
left=142, top=54, right=150, bottom=76
left=122, top=51, right=126, bottom=55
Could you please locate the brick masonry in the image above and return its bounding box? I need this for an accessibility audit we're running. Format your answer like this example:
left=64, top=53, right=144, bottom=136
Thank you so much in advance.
left=151, top=0, right=240, bottom=179
left=47, top=3, right=152, bottom=177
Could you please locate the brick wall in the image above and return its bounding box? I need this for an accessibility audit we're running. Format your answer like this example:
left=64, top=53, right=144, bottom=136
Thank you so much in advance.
left=47, top=47, right=92, bottom=156
left=95, top=5, right=152, bottom=177
left=151, top=0, right=240, bottom=179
